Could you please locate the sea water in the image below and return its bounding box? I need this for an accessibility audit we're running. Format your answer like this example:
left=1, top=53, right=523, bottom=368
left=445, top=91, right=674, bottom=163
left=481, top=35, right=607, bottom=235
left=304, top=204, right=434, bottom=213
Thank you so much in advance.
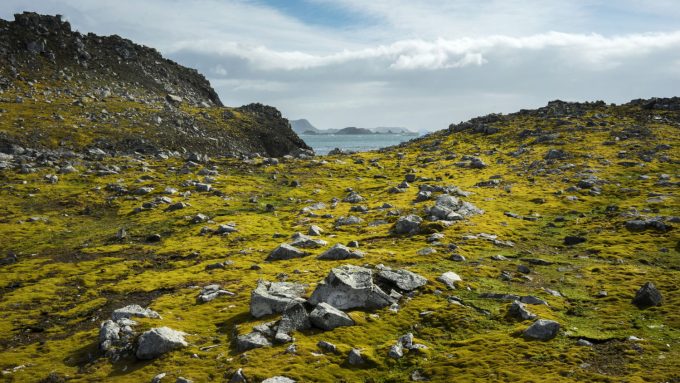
left=299, top=134, right=420, bottom=155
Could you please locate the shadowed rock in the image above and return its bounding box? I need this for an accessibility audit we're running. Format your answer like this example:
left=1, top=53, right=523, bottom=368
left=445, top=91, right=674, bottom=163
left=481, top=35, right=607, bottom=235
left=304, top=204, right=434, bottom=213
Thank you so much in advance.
left=309, top=265, right=394, bottom=310
left=309, top=302, right=354, bottom=330
left=632, top=282, right=663, bottom=308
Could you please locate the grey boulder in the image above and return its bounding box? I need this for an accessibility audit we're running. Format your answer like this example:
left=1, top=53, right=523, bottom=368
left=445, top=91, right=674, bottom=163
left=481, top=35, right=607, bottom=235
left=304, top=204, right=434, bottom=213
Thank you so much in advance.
left=309, top=302, right=354, bottom=330
left=376, top=266, right=427, bottom=291
left=632, top=282, right=663, bottom=308
left=523, top=319, right=560, bottom=340
left=508, top=300, right=537, bottom=321
left=250, top=280, right=307, bottom=318
left=309, top=265, right=394, bottom=310
left=236, top=331, right=272, bottom=352
left=136, top=327, right=188, bottom=360
left=261, top=377, right=295, bottom=383
left=266, top=244, right=308, bottom=261
left=392, top=215, right=422, bottom=235
left=317, top=244, right=364, bottom=260
left=290, top=233, right=327, bottom=249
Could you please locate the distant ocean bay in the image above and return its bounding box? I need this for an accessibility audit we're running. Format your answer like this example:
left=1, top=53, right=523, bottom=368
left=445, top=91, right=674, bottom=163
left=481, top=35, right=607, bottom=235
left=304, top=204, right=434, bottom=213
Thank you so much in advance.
left=299, top=133, right=420, bottom=155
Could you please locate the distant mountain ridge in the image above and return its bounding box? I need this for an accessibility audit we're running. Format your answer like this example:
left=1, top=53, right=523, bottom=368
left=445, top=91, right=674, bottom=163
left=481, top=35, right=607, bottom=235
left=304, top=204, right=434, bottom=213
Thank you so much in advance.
left=290, top=119, right=416, bottom=135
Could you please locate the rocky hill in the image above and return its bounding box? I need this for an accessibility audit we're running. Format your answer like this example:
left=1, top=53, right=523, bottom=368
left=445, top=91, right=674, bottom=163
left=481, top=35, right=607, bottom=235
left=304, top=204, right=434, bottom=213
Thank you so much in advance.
left=0, top=94, right=677, bottom=382
left=0, top=12, right=311, bottom=158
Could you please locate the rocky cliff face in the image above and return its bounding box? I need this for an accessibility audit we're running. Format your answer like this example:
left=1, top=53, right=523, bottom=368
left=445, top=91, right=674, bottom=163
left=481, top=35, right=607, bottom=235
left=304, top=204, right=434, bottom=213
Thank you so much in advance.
left=0, top=12, right=312, bottom=157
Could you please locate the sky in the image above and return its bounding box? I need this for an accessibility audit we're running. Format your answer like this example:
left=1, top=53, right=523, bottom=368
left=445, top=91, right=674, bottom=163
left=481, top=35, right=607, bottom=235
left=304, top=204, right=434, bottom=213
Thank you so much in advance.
left=2, top=1, right=680, bottom=132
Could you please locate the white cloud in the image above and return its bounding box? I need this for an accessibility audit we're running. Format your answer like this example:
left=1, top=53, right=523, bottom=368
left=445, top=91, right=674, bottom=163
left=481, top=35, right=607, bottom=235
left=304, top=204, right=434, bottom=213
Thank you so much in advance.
left=172, top=31, right=680, bottom=72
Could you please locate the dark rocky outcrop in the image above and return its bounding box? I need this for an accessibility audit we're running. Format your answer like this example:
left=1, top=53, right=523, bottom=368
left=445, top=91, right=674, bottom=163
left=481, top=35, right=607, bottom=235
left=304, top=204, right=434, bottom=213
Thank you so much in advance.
left=0, top=12, right=311, bottom=158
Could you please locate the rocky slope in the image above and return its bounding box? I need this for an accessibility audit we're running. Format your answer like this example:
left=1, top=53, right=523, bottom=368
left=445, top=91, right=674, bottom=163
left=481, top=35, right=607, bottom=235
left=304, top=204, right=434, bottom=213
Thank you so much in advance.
left=0, top=12, right=311, bottom=158
left=0, top=95, right=677, bottom=382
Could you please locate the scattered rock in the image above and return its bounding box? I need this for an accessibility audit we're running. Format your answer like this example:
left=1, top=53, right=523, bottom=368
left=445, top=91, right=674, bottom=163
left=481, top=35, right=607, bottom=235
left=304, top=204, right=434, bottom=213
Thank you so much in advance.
left=523, top=319, right=560, bottom=341
left=508, top=300, right=537, bottom=321
left=632, top=282, right=663, bottom=308
left=266, top=244, right=308, bottom=261
left=317, top=244, right=364, bottom=260
left=136, top=327, right=188, bottom=359
left=309, top=265, right=394, bottom=310
left=309, top=302, right=354, bottom=330
left=376, top=266, right=427, bottom=291
left=348, top=348, right=364, bottom=365
left=197, top=284, right=234, bottom=303
left=250, top=280, right=307, bottom=318
left=290, top=233, right=327, bottom=249
left=392, top=215, right=422, bottom=235
left=261, top=377, right=295, bottom=383
left=436, top=271, right=462, bottom=289
left=317, top=340, right=338, bottom=353
left=112, top=305, right=161, bottom=321
left=236, top=331, right=272, bottom=352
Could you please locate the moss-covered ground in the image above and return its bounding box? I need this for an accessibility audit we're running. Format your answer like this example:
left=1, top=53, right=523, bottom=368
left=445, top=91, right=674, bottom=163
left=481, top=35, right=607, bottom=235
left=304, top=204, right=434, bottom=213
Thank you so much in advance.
left=0, top=100, right=678, bottom=382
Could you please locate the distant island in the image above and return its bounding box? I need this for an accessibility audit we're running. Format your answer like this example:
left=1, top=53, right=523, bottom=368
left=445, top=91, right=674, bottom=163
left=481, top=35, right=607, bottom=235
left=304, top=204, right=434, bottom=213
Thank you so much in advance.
left=290, top=119, right=417, bottom=135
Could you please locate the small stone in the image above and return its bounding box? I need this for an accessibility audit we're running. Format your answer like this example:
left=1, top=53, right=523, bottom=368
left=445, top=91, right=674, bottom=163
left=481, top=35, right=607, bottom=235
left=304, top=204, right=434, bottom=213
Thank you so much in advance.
left=523, top=319, right=560, bottom=341
left=632, top=282, right=662, bottom=308
left=436, top=271, right=462, bottom=289
left=267, top=244, right=308, bottom=261
left=508, top=300, right=537, bottom=321
left=348, top=348, right=364, bottom=365
left=317, top=340, right=337, bottom=353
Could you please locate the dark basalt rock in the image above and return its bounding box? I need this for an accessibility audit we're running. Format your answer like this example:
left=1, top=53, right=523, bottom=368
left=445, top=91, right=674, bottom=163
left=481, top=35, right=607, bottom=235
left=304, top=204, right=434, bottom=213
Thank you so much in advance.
left=632, top=282, right=663, bottom=308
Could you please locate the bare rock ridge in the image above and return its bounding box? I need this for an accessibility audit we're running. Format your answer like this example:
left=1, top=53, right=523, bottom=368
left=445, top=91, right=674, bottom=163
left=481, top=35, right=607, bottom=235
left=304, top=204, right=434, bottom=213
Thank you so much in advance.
left=0, top=12, right=312, bottom=158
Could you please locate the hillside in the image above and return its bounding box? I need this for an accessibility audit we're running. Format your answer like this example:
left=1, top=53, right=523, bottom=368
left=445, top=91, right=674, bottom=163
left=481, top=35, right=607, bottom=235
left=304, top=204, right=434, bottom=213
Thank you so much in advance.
left=0, top=95, right=677, bottom=382
left=0, top=12, right=311, bottom=158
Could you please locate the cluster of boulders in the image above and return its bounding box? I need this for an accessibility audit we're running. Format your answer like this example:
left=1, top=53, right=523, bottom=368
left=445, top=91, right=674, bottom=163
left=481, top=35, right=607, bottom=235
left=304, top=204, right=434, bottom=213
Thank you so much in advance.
left=98, top=305, right=186, bottom=361
left=238, top=265, right=428, bottom=352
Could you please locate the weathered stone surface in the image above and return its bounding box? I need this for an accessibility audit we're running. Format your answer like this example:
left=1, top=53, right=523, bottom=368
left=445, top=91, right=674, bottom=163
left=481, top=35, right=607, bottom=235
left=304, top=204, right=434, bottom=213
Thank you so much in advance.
left=308, top=265, right=394, bottom=310
left=261, top=377, right=295, bottom=383
left=392, top=215, right=422, bottom=235
left=197, top=284, right=234, bottom=303
left=111, top=305, right=161, bottom=321
left=236, top=331, right=272, bottom=352
left=290, top=233, right=327, bottom=248
left=136, top=327, right=187, bottom=359
left=317, top=244, right=364, bottom=260
left=250, top=280, right=307, bottom=318
left=523, top=319, right=560, bottom=340
left=436, top=271, right=462, bottom=289
left=348, top=348, right=364, bottom=365
left=266, top=244, right=308, bottom=261
left=276, top=301, right=311, bottom=337
left=376, top=266, right=427, bottom=291
left=508, top=300, right=537, bottom=321
left=428, top=194, right=483, bottom=220
left=632, top=282, right=663, bottom=308
left=309, top=302, right=354, bottom=330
